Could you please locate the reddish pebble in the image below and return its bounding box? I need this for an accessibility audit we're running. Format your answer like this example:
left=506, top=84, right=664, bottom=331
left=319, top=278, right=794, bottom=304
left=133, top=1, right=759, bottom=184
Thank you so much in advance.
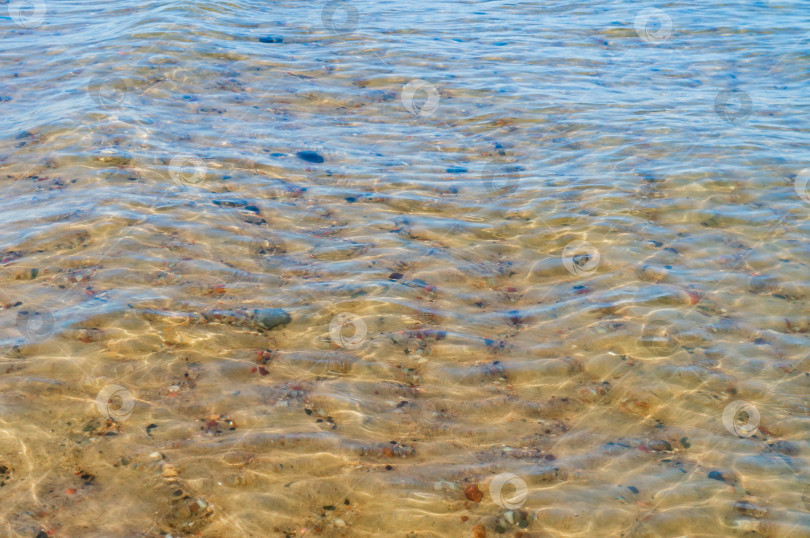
left=472, top=524, right=486, bottom=538
left=574, top=285, right=591, bottom=295
left=461, top=515, right=469, bottom=522
left=66, top=488, right=77, bottom=495
left=464, top=483, right=483, bottom=503
left=258, top=366, right=269, bottom=376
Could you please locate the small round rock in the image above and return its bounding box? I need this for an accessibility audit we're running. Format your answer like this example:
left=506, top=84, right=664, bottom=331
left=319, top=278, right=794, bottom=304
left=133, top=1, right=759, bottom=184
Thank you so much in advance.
left=253, top=308, right=292, bottom=330
left=296, top=150, right=325, bottom=164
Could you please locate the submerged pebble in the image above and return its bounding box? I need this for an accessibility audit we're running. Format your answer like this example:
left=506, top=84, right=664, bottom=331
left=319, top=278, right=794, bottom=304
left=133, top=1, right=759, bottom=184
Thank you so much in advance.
left=197, top=308, right=291, bottom=331
left=707, top=470, right=725, bottom=482
left=252, top=308, right=291, bottom=330
left=464, top=483, right=483, bottom=502
left=296, top=150, right=325, bottom=164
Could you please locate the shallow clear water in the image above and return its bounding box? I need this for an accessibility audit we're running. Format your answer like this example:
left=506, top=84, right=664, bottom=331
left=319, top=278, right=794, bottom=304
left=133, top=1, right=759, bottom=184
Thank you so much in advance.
left=1, top=0, right=810, bottom=536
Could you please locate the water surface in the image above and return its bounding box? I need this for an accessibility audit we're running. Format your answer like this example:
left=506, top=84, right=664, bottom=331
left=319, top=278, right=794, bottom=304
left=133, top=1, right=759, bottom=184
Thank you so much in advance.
left=1, top=0, right=810, bottom=536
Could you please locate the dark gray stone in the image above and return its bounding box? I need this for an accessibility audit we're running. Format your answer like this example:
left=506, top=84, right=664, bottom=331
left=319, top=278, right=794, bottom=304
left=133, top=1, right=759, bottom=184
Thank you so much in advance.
left=252, top=308, right=291, bottom=330
left=296, top=150, right=325, bottom=164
